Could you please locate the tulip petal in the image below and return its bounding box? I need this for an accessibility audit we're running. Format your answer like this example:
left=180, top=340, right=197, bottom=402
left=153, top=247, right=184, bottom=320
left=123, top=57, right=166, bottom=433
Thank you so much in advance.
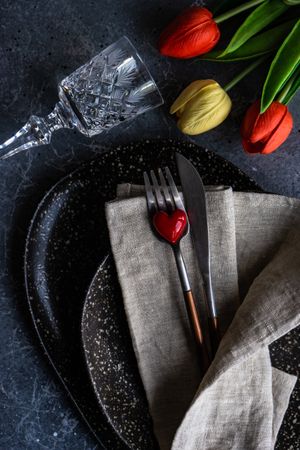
left=159, top=7, right=220, bottom=59
left=177, top=83, right=232, bottom=135
left=241, top=101, right=293, bottom=154
left=170, top=80, right=216, bottom=115
left=177, top=21, right=220, bottom=58
left=249, top=101, right=287, bottom=143
left=257, top=108, right=293, bottom=154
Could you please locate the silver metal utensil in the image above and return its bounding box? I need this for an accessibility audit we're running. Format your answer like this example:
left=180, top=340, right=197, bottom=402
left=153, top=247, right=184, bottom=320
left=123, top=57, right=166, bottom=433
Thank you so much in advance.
left=176, top=153, right=220, bottom=356
left=143, top=167, right=210, bottom=374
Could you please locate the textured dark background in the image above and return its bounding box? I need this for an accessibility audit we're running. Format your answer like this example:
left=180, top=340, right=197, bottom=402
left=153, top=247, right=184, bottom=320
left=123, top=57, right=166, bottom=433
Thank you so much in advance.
left=0, top=0, right=299, bottom=449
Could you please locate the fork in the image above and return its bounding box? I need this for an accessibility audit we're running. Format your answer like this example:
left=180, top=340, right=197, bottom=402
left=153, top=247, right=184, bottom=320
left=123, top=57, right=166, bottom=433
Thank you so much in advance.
left=143, top=167, right=210, bottom=374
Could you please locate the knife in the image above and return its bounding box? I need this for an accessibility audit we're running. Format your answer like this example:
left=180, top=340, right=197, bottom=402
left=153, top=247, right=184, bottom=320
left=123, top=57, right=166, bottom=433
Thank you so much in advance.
left=176, top=152, right=220, bottom=356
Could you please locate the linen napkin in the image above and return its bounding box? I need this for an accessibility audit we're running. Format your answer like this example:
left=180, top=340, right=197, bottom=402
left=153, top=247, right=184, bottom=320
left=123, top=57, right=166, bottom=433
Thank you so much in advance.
left=106, top=185, right=300, bottom=450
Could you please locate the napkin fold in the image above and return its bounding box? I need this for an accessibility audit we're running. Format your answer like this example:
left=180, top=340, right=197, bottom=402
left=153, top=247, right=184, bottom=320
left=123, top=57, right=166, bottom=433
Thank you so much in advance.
left=106, top=185, right=300, bottom=450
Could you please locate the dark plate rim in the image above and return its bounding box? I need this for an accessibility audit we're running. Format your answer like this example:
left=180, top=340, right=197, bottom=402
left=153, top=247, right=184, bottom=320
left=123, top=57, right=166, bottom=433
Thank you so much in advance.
left=24, top=169, right=110, bottom=450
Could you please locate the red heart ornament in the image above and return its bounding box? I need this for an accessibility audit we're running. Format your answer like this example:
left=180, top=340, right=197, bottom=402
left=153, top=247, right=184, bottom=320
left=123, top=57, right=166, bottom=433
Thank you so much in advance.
left=153, top=209, right=187, bottom=244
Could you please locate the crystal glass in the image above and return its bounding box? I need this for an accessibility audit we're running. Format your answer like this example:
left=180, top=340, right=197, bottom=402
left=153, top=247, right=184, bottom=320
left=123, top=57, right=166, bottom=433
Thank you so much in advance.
left=0, top=36, right=163, bottom=159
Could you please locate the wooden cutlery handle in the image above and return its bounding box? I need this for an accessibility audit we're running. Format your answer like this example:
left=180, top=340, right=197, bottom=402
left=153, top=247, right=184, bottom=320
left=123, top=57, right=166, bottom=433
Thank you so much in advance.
left=184, top=290, right=211, bottom=375
left=172, top=246, right=210, bottom=374
left=208, top=316, right=221, bottom=357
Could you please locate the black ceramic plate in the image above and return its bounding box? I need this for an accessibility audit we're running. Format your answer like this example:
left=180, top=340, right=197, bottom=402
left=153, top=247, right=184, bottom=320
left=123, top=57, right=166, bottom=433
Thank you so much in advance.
left=25, top=139, right=261, bottom=449
left=82, top=255, right=159, bottom=450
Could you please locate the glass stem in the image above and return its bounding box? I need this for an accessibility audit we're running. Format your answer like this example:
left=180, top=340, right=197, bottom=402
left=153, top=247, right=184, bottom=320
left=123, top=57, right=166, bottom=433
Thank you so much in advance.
left=224, top=56, right=266, bottom=92
left=0, top=102, right=69, bottom=160
left=214, top=0, right=265, bottom=23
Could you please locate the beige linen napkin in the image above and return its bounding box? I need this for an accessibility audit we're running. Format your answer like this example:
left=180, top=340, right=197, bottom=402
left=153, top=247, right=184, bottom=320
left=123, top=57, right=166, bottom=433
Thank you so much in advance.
left=106, top=185, right=300, bottom=450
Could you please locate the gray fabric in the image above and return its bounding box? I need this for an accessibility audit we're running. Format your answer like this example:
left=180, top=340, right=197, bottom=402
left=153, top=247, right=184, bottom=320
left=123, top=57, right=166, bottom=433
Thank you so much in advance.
left=106, top=186, right=300, bottom=450
left=271, top=368, right=296, bottom=444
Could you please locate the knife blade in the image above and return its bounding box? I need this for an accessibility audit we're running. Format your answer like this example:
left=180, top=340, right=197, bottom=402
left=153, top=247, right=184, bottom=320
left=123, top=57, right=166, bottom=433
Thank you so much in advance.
left=176, top=152, right=220, bottom=355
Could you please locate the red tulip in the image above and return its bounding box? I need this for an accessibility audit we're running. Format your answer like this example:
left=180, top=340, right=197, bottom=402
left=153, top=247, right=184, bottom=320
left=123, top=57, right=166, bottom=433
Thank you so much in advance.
left=241, top=100, right=293, bottom=154
left=159, top=7, right=220, bottom=59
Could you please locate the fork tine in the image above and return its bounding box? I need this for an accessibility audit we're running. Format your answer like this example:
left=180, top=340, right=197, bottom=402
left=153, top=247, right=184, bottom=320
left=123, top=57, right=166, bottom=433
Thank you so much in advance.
left=165, top=167, right=185, bottom=210
left=158, top=168, right=174, bottom=212
left=150, top=170, right=167, bottom=211
left=143, top=172, right=157, bottom=216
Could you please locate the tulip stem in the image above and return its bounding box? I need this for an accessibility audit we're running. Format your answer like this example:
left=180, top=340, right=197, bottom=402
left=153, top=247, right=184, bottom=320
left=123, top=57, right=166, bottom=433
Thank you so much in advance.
left=214, top=0, right=265, bottom=24
left=224, top=56, right=266, bottom=92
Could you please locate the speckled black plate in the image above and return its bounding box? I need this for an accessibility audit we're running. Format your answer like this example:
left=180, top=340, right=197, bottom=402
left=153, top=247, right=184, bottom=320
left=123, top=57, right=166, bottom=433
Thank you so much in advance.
left=25, top=139, right=261, bottom=449
left=82, top=255, right=159, bottom=450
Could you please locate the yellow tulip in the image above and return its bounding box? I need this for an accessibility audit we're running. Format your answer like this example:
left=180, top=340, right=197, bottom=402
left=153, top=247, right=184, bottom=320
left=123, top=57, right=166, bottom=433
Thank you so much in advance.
left=170, top=80, right=232, bottom=135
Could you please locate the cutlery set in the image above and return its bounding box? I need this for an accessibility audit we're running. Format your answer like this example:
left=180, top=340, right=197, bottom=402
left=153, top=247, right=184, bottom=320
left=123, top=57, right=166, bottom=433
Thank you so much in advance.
left=144, top=167, right=210, bottom=374
left=24, top=140, right=261, bottom=446
left=144, top=153, right=220, bottom=373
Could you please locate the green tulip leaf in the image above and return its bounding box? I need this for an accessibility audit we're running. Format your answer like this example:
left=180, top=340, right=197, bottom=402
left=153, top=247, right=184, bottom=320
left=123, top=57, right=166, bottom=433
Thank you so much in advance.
left=281, top=76, right=300, bottom=104
left=283, top=0, right=300, bottom=4
left=201, top=20, right=296, bottom=61
left=214, top=0, right=266, bottom=23
left=261, top=19, right=300, bottom=112
left=278, top=64, right=300, bottom=104
left=220, top=0, right=289, bottom=56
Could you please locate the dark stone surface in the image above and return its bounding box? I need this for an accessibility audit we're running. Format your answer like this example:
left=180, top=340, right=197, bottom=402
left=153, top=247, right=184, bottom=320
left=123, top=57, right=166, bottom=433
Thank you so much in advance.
left=0, top=1, right=299, bottom=449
